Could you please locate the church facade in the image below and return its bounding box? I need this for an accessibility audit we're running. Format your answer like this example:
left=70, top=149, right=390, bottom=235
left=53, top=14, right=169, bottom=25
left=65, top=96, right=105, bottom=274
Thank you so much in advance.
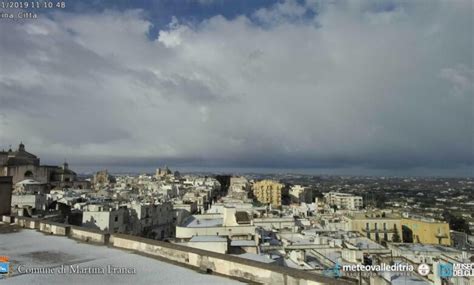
left=0, top=143, right=88, bottom=189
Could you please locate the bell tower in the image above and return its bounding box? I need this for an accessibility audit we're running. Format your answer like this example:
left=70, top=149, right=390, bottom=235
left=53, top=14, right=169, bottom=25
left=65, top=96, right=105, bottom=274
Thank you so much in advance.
left=18, top=142, right=25, bottom=152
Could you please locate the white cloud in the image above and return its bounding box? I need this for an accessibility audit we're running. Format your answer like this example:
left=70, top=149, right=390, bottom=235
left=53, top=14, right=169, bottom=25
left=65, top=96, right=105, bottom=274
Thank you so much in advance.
left=440, top=65, right=474, bottom=97
left=158, top=17, right=190, bottom=48
left=0, top=0, right=472, bottom=174
left=254, top=0, right=308, bottom=25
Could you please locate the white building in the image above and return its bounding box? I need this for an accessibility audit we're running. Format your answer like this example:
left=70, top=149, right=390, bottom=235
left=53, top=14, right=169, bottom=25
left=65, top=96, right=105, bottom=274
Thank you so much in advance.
left=228, top=176, right=250, bottom=200
left=11, top=193, right=48, bottom=211
left=289, top=185, right=312, bottom=204
left=158, top=184, right=178, bottom=198
left=176, top=207, right=255, bottom=240
left=324, top=192, right=363, bottom=210
left=186, top=235, right=228, bottom=254
left=127, top=201, right=174, bottom=239
left=82, top=204, right=128, bottom=233
left=14, top=179, right=47, bottom=194
left=183, top=191, right=210, bottom=214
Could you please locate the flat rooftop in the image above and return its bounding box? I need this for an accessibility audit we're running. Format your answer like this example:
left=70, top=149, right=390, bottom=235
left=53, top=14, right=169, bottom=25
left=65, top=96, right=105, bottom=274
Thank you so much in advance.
left=347, top=237, right=386, bottom=250
left=230, top=240, right=256, bottom=247
left=279, top=233, right=315, bottom=245
left=189, top=235, right=227, bottom=242
left=395, top=243, right=459, bottom=253
left=232, top=253, right=276, bottom=264
left=0, top=229, right=242, bottom=284
left=185, top=217, right=223, bottom=228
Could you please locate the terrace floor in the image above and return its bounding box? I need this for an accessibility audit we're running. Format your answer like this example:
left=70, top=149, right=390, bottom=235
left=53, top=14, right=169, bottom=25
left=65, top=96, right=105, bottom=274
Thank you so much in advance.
left=0, top=226, right=243, bottom=284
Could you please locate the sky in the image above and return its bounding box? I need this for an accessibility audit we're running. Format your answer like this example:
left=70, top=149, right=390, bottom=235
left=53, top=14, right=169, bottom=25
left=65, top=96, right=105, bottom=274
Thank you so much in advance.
left=0, top=0, right=472, bottom=176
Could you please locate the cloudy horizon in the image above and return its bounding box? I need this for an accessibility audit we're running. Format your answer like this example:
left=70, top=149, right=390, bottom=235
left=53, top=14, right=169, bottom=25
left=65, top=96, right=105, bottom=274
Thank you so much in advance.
left=0, top=0, right=472, bottom=177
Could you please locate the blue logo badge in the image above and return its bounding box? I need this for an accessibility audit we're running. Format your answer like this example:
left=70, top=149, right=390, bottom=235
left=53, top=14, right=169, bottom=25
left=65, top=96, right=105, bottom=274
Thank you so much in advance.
left=324, top=261, right=342, bottom=278
left=438, top=263, right=453, bottom=278
left=0, top=262, right=9, bottom=274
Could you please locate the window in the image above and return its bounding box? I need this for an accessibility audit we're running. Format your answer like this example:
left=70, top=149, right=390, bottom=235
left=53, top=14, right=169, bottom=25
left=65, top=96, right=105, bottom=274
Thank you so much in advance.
left=114, top=216, right=118, bottom=222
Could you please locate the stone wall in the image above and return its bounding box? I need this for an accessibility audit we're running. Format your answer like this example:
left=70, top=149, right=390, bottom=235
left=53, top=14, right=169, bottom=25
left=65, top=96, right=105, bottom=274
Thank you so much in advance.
left=15, top=216, right=39, bottom=229
left=69, top=226, right=110, bottom=244
left=111, top=233, right=353, bottom=285
left=2, top=215, right=14, bottom=223
left=176, top=224, right=255, bottom=239
left=39, top=221, right=70, bottom=236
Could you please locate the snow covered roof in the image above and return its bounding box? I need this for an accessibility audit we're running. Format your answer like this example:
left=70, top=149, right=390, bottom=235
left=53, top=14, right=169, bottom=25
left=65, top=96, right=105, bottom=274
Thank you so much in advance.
left=16, top=179, right=43, bottom=185
left=189, top=236, right=227, bottom=243
left=233, top=253, right=276, bottom=264
left=185, top=216, right=223, bottom=228
left=0, top=229, right=240, bottom=284
left=230, top=240, right=256, bottom=247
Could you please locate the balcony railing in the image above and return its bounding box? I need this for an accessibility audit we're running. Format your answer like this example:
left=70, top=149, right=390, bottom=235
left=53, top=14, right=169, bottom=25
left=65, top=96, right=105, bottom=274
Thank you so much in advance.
left=362, top=228, right=395, bottom=233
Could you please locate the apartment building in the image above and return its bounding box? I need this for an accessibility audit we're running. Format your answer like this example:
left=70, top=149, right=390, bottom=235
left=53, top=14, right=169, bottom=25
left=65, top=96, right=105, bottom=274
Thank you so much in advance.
left=252, top=180, right=284, bottom=207
left=324, top=192, right=363, bottom=210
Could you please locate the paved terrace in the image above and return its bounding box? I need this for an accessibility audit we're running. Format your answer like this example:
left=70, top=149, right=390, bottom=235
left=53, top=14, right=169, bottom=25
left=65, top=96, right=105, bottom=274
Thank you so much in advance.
left=0, top=225, right=241, bottom=285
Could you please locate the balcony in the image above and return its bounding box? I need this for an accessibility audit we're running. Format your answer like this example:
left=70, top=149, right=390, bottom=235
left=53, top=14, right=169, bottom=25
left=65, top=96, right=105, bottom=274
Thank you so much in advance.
left=362, top=228, right=394, bottom=233
left=435, top=232, right=448, bottom=239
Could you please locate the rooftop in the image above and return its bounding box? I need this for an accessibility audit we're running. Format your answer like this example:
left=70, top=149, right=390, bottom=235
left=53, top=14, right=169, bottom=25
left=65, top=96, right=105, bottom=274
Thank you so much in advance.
left=0, top=228, right=241, bottom=284
left=189, top=235, right=227, bottom=242
left=232, top=253, right=276, bottom=264
left=395, top=243, right=459, bottom=253
left=184, top=216, right=223, bottom=228
left=346, top=237, right=386, bottom=250
left=230, top=240, right=256, bottom=247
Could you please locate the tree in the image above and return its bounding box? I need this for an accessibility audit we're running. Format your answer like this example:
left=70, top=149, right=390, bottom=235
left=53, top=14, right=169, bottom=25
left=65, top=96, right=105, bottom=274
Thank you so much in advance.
left=312, top=190, right=324, bottom=201
left=443, top=210, right=472, bottom=235
left=402, top=225, right=414, bottom=243
left=392, top=225, right=401, bottom=242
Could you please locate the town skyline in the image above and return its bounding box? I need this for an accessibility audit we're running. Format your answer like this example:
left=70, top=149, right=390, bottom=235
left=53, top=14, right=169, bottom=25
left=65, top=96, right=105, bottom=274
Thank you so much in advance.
left=0, top=141, right=472, bottom=178
left=2, top=140, right=472, bottom=284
